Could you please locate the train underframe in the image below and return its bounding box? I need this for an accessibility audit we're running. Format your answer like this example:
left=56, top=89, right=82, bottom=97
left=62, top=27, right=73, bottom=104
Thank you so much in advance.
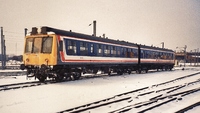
left=21, top=63, right=174, bottom=82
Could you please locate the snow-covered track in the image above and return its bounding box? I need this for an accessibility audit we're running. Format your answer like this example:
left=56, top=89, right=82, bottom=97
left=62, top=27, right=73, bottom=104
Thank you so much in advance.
left=126, top=86, right=200, bottom=113
left=58, top=72, right=200, bottom=113
left=0, top=81, right=53, bottom=91
left=175, top=101, right=200, bottom=113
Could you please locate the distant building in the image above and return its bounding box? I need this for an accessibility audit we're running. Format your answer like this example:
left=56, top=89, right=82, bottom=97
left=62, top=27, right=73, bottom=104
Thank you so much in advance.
left=175, top=52, right=200, bottom=65
left=0, top=54, right=22, bottom=61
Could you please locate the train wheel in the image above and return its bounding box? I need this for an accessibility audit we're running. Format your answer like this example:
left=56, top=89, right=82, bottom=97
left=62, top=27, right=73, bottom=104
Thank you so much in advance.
left=55, top=74, right=64, bottom=82
left=117, top=70, right=123, bottom=75
left=93, top=69, right=98, bottom=74
left=128, top=70, right=131, bottom=74
left=73, top=72, right=81, bottom=80
left=136, top=70, right=141, bottom=74
left=38, top=75, right=46, bottom=82
left=108, top=71, right=111, bottom=76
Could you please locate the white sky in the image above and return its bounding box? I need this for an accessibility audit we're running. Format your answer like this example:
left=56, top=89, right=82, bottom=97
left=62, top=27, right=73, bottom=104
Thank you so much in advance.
left=0, top=0, right=200, bottom=55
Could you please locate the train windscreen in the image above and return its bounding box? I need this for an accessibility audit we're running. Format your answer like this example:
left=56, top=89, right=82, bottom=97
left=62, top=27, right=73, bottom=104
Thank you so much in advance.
left=25, top=36, right=53, bottom=53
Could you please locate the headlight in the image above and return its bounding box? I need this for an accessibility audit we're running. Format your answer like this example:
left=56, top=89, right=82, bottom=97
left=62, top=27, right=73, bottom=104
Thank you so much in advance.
left=26, top=58, right=29, bottom=62
left=45, top=58, right=49, bottom=62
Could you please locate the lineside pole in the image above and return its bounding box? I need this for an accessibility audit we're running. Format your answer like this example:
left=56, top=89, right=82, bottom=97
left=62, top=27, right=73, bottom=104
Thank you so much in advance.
left=197, top=48, right=199, bottom=66
left=1, top=27, right=4, bottom=69
left=161, top=42, right=164, bottom=48
left=93, top=20, right=96, bottom=37
left=25, top=28, right=28, bottom=37
left=3, top=36, right=6, bottom=68
left=184, top=45, right=187, bottom=67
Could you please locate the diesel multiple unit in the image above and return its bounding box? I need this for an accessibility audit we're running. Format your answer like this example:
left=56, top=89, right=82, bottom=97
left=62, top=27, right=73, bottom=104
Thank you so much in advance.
left=20, top=26, right=175, bottom=82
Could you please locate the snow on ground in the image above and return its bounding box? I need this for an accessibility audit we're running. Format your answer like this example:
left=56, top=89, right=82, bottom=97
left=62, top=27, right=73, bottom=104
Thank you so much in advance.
left=0, top=70, right=30, bottom=85
left=0, top=67, right=200, bottom=113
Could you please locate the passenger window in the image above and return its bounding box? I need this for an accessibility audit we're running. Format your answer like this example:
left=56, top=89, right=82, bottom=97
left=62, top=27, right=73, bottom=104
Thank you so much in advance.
left=121, top=48, right=125, bottom=57
left=133, top=49, right=138, bottom=58
left=80, top=41, right=88, bottom=56
left=42, top=37, right=53, bottom=53
left=90, top=44, right=94, bottom=54
left=111, top=46, right=113, bottom=55
left=111, top=46, right=116, bottom=56
left=141, top=50, right=144, bottom=58
left=117, top=47, right=120, bottom=56
left=113, top=46, right=116, bottom=56
left=104, top=45, right=110, bottom=56
left=67, top=40, right=77, bottom=55
left=97, top=44, right=102, bottom=56
left=25, top=38, right=34, bottom=53
left=33, top=38, right=42, bottom=53
left=126, top=48, right=131, bottom=58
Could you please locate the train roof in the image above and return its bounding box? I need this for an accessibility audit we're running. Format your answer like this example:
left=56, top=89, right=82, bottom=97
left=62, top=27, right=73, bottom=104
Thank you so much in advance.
left=34, top=26, right=138, bottom=47
left=139, top=45, right=174, bottom=52
left=31, top=26, right=174, bottom=52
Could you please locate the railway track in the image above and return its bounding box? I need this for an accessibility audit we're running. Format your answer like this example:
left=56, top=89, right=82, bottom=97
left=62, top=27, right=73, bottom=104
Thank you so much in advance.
left=0, top=81, right=54, bottom=91
left=0, top=73, right=108, bottom=91
left=0, top=69, right=196, bottom=92
left=175, top=101, right=200, bottom=113
left=58, top=72, right=200, bottom=113
left=0, top=73, right=111, bottom=91
left=0, top=71, right=170, bottom=92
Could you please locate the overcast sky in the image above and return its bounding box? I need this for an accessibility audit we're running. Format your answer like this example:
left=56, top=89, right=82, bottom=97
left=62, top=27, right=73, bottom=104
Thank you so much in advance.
left=0, top=0, right=200, bottom=55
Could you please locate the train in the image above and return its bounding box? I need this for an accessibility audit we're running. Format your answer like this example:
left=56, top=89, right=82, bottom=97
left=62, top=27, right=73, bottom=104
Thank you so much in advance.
left=20, top=26, right=175, bottom=82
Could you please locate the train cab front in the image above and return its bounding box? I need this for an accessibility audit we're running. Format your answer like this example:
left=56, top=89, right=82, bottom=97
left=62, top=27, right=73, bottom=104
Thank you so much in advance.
left=21, top=27, right=58, bottom=82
